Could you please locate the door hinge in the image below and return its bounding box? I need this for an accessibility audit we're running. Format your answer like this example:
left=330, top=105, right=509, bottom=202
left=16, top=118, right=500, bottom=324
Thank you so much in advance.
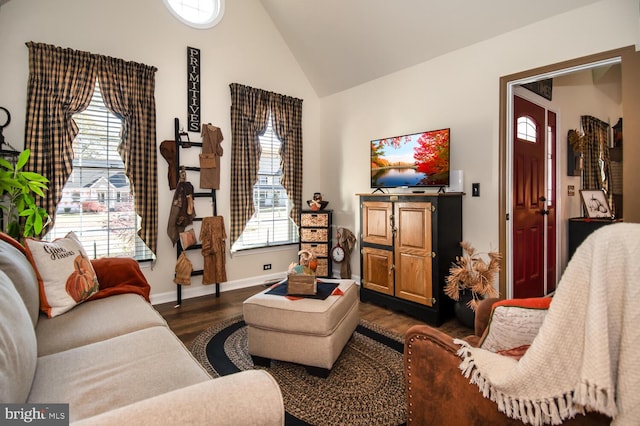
left=506, top=213, right=510, bottom=221
left=430, top=297, right=437, bottom=304
left=431, top=252, right=436, bottom=258
left=431, top=205, right=436, bottom=213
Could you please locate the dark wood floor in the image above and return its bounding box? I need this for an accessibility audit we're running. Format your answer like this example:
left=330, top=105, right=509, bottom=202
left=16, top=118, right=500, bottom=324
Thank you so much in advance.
left=155, top=284, right=474, bottom=349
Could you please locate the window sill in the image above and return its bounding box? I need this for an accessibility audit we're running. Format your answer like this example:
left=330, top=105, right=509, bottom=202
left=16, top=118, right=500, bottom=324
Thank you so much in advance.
left=231, top=242, right=298, bottom=257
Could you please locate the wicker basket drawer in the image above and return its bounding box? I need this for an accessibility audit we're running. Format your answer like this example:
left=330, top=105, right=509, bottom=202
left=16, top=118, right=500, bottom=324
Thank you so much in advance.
left=300, top=228, right=328, bottom=242
left=315, top=258, right=329, bottom=277
left=301, top=212, right=329, bottom=227
left=301, top=242, right=328, bottom=257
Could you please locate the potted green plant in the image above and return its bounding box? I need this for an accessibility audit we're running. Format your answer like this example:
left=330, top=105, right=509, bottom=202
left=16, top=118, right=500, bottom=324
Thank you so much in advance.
left=0, top=149, right=49, bottom=239
left=445, top=241, right=501, bottom=327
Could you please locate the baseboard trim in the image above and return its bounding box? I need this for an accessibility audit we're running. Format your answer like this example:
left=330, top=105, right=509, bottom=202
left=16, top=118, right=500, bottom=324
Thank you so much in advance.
left=150, top=272, right=361, bottom=306
left=150, top=272, right=286, bottom=305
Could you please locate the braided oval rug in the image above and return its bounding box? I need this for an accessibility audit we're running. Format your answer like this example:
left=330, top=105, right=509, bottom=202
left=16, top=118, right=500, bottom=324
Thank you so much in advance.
left=190, top=315, right=406, bottom=426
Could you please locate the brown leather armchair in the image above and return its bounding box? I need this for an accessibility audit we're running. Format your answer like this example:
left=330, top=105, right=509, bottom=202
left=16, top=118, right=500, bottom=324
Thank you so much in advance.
left=403, top=298, right=611, bottom=425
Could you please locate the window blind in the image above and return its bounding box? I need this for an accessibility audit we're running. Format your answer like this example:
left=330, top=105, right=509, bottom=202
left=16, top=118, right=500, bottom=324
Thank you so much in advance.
left=46, top=82, right=153, bottom=260
left=231, top=113, right=297, bottom=251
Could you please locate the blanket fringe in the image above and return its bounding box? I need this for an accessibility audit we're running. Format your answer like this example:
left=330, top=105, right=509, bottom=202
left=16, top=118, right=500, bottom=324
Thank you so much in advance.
left=575, top=380, right=617, bottom=417
left=454, top=349, right=617, bottom=425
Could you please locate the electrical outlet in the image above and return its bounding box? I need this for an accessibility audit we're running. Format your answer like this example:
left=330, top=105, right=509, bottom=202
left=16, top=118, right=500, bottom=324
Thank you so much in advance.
left=263, top=264, right=271, bottom=271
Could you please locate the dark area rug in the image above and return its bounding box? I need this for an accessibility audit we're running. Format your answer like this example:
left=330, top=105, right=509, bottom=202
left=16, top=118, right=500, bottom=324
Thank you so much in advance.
left=190, top=315, right=407, bottom=426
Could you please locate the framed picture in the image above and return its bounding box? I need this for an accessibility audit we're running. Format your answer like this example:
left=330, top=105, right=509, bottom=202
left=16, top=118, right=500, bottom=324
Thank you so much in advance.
left=580, top=190, right=612, bottom=218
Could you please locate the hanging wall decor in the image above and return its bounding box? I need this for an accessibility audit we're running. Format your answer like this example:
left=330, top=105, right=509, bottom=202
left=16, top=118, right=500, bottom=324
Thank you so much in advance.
left=187, top=46, right=201, bottom=132
left=522, top=78, right=553, bottom=101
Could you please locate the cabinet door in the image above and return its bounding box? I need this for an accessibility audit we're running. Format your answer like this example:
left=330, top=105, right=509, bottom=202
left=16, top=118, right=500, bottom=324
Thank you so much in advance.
left=394, top=202, right=433, bottom=306
left=362, top=201, right=393, bottom=246
left=362, top=247, right=394, bottom=295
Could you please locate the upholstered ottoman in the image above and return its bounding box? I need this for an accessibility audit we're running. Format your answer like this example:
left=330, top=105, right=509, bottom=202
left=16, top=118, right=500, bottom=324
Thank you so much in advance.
left=243, top=279, right=359, bottom=377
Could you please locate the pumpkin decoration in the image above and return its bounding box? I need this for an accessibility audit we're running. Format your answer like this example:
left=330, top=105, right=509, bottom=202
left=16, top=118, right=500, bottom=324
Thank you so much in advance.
left=298, top=249, right=318, bottom=272
left=65, top=254, right=99, bottom=302
left=308, top=258, right=318, bottom=272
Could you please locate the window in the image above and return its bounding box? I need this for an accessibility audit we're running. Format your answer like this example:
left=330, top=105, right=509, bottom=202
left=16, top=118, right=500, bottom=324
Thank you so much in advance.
left=163, top=0, right=224, bottom=29
left=46, top=82, right=153, bottom=261
left=231, top=114, right=298, bottom=251
left=517, top=116, right=537, bottom=142
left=547, top=124, right=554, bottom=205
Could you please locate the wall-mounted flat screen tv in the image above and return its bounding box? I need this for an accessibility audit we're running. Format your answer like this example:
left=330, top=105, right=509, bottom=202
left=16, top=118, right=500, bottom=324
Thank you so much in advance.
left=370, top=128, right=450, bottom=188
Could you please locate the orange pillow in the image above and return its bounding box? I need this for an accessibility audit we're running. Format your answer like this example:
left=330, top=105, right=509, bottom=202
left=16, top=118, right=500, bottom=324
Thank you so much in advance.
left=492, top=297, right=552, bottom=311
left=479, top=297, right=552, bottom=359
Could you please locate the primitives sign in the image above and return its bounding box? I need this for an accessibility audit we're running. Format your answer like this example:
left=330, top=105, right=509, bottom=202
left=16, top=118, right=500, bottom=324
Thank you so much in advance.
left=187, top=46, right=201, bottom=132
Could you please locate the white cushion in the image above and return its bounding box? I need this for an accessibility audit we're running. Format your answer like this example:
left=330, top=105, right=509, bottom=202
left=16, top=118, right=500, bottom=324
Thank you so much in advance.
left=24, top=232, right=100, bottom=318
left=479, top=298, right=552, bottom=358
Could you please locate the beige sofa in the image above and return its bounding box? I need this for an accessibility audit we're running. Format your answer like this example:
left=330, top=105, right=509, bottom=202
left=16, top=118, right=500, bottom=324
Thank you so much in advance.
left=0, top=233, right=284, bottom=425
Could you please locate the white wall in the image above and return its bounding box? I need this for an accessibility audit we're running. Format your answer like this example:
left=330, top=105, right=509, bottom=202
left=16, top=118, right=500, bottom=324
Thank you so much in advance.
left=0, top=0, right=323, bottom=303
left=0, top=0, right=637, bottom=302
left=320, top=0, right=637, bottom=282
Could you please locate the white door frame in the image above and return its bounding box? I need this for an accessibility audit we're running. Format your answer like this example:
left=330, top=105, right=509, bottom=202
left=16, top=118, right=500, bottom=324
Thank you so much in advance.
left=504, top=58, right=620, bottom=298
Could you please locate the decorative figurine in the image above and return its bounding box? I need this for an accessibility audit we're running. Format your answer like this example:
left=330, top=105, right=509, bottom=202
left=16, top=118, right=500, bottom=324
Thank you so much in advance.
left=307, top=192, right=329, bottom=210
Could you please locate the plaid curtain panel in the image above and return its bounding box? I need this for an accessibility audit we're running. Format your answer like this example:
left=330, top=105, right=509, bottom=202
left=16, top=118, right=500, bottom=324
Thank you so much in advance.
left=24, top=42, right=99, bottom=234
left=98, top=56, right=158, bottom=255
left=25, top=42, right=158, bottom=255
left=270, top=93, right=303, bottom=229
left=581, top=115, right=613, bottom=211
left=229, top=83, right=271, bottom=247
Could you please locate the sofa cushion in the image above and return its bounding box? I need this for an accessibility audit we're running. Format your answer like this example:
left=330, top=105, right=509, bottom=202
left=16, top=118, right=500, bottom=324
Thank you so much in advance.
left=0, top=233, right=40, bottom=327
left=479, top=297, right=552, bottom=358
left=28, top=326, right=211, bottom=422
left=24, top=232, right=100, bottom=318
left=0, top=270, right=37, bottom=403
left=36, top=293, right=167, bottom=356
left=70, top=371, right=285, bottom=426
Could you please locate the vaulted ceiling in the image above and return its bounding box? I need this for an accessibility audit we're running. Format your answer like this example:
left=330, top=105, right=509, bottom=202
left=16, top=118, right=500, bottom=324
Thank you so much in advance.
left=0, top=0, right=603, bottom=97
left=260, top=0, right=602, bottom=96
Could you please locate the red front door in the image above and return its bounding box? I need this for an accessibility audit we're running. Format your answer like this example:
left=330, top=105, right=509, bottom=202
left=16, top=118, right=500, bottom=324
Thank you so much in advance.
left=512, top=95, right=556, bottom=298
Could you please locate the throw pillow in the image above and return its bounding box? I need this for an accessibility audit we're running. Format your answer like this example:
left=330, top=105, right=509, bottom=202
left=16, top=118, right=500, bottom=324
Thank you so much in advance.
left=24, top=232, right=100, bottom=318
left=479, top=297, right=552, bottom=359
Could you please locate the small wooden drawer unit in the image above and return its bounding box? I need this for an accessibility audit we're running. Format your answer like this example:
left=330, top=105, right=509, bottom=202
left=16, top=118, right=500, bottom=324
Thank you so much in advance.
left=299, top=210, right=332, bottom=278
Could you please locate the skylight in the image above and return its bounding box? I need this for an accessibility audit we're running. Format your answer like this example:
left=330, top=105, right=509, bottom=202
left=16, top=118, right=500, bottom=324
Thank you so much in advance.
left=163, top=0, right=224, bottom=29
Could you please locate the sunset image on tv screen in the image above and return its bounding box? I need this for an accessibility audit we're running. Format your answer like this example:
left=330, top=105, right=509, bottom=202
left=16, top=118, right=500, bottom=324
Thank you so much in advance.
left=370, top=128, right=450, bottom=188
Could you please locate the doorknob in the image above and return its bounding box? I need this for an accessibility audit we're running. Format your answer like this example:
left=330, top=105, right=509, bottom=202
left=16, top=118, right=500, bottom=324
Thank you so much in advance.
left=539, top=196, right=547, bottom=202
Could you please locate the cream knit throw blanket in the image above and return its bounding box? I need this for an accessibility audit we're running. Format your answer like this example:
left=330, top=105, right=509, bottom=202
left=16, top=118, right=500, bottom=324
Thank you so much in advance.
left=455, top=223, right=640, bottom=425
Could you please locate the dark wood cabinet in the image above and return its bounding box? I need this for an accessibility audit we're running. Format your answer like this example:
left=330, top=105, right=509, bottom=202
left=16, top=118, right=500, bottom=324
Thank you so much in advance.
left=568, top=217, right=621, bottom=260
left=358, top=193, right=463, bottom=326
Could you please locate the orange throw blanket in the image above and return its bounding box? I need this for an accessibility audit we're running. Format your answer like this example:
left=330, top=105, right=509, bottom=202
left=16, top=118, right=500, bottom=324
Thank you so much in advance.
left=89, top=258, right=151, bottom=303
